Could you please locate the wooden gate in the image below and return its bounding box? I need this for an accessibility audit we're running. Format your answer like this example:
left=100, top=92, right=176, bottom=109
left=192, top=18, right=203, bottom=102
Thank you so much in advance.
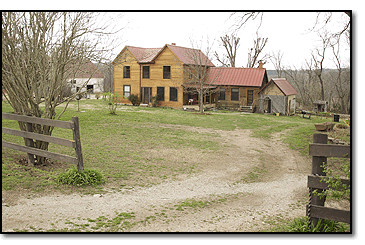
left=2, top=113, right=84, bottom=171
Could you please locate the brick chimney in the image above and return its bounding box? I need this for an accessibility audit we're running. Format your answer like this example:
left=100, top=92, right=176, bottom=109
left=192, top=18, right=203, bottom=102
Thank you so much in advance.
left=171, top=43, right=176, bottom=45
left=259, top=61, right=264, bottom=69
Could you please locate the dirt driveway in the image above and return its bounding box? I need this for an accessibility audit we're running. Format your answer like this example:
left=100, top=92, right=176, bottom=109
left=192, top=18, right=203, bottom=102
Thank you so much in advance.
left=2, top=127, right=311, bottom=232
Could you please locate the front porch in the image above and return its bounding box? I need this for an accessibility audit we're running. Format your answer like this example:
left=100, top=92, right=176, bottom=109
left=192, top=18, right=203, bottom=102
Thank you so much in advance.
left=183, top=87, right=217, bottom=107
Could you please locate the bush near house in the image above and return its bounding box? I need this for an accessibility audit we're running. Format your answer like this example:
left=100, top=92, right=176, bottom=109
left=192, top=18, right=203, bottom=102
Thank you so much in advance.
left=128, top=94, right=140, bottom=106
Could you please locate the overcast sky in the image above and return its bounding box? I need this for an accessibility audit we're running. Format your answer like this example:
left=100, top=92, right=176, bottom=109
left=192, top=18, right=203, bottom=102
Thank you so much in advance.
left=116, top=11, right=350, bottom=70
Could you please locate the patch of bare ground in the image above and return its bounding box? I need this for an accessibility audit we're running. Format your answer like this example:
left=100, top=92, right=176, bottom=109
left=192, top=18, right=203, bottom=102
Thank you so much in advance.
left=3, top=125, right=314, bottom=232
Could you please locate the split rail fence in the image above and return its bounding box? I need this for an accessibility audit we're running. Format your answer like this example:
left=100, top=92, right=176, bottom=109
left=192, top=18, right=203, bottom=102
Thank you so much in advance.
left=2, top=112, right=84, bottom=171
left=307, top=133, right=350, bottom=227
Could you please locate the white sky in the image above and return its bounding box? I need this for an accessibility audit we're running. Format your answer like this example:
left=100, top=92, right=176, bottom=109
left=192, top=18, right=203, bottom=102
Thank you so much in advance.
left=116, top=11, right=350, bottom=70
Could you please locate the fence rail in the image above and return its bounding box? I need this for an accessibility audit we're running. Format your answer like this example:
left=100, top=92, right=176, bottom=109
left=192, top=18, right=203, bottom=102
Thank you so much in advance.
left=307, top=133, right=350, bottom=227
left=2, top=112, right=84, bottom=171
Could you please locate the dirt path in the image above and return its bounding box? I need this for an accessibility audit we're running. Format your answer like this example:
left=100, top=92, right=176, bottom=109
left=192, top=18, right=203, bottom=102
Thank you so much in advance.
left=2, top=128, right=311, bottom=232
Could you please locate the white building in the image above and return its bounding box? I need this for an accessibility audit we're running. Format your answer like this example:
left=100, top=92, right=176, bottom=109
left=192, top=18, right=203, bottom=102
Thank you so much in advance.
left=69, top=60, right=104, bottom=98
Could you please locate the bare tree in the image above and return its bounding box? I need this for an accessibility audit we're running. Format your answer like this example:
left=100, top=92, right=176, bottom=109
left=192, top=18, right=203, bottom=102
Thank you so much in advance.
left=331, top=38, right=350, bottom=114
left=247, top=34, right=270, bottom=68
left=284, top=64, right=316, bottom=110
left=182, top=40, right=221, bottom=114
left=310, top=30, right=331, bottom=101
left=2, top=12, right=122, bottom=165
left=214, top=34, right=240, bottom=67
left=270, top=50, right=284, bottom=77
left=310, top=12, right=350, bottom=42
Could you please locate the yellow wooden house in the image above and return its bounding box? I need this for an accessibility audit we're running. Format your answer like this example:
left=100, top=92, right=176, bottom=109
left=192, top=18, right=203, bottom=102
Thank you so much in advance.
left=113, top=43, right=215, bottom=108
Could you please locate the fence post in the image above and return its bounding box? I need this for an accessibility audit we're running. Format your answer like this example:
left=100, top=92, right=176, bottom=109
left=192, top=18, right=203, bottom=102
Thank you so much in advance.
left=72, top=116, right=84, bottom=172
left=26, top=114, right=35, bottom=166
left=309, top=133, right=328, bottom=228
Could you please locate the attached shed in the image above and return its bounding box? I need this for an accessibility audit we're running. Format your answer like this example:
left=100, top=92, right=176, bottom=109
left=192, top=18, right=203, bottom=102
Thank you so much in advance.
left=258, top=78, right=297, bottom=115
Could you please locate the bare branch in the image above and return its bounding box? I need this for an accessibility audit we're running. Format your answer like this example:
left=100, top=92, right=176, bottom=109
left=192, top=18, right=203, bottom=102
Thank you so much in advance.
left=214, top=34, right=240, bottom=67
left=229, top=12, right=263, bottom=33
left=247, top=34, right=269, bottom=68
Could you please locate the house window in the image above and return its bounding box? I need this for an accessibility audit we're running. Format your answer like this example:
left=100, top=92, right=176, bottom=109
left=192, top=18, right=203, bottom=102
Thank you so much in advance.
left=123, top=66, right=130, bottom=78
left=143, top=66, right=150, bottom=79
left=157, top=87, right=165, bottom=101
left=247, top=90, right=254, bottom=105
left=123, top=85, right=131, bottom=98
left=70, top=79, right=76, bottom=84
left=169, top=87, right=177, bottom=101
left=218, top=88, right=225, bottom=100
left=163, top=66, right=171, bottom=79
left=231, top=88, right=239, bottom=101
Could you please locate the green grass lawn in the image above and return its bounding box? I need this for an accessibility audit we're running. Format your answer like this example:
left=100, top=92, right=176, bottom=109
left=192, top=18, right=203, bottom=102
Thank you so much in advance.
left=2, top=99, right=348, bottom=195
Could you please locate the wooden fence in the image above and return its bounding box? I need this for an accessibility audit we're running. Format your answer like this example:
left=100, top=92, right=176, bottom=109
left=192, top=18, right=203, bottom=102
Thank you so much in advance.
left=307, top=133, right=350, bottom=227
left=2, top=112, right=84, bottom=171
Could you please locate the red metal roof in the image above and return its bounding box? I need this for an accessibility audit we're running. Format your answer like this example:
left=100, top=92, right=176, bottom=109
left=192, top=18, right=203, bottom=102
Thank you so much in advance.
left=259, top=78, right=297, bottom=96
left=166, top=44, right=215, bottom=66
left=272, top=78, right=297, bottom=95
left=205, top=67, right=266, bottom=87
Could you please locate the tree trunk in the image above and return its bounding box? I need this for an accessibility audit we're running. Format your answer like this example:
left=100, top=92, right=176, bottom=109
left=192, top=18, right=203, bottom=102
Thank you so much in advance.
left=199, top=92, right=204, bottom=114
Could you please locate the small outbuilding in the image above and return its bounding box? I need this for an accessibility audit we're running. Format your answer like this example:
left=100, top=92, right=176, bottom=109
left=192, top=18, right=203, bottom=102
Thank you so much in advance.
left=313, top=100, right=328, bottom=112
left=258, top=78, right=297, bottom=115
left=69, top=60, right=104, bottom=98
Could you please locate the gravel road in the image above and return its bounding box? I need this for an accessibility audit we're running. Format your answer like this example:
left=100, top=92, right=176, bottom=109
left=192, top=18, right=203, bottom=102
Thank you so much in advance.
left=2, top=128, right=311, bottom=232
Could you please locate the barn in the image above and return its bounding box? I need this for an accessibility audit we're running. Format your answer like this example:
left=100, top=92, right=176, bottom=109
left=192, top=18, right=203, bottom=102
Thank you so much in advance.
left=258, top=78, right=297, bottom=115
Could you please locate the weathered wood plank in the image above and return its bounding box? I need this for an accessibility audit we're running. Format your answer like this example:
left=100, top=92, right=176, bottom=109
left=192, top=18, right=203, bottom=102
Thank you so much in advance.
left=312, top=134, right=328, bottom=176
left=2, top=127, right=76, bottom=148
left=307, top=175, right=350, bottom=190
left=2, top=113, right=73, bottom=129
left=26, top=117, right=35, bottom=166
left=2, top=141, right=78, bottom=165
left=310, top=205, right=350, bottom=224
left=310, top=134, right=328, bottom=228
left=309, top=143, right=350, bottom=158
left=72, top=117, right=84, bottom=171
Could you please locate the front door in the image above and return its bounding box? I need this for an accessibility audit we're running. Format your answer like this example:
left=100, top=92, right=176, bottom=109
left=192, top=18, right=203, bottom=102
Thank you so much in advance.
left=141, top=87, right=152, bottom=104
left=247, top=90, right=253, bottom=106
left=264, top=97, right=271, bottom=113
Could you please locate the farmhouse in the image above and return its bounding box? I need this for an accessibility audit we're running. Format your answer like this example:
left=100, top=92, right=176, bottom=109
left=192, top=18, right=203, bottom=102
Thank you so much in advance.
left=113, top=43, right=269, bottom=110
left=258, top=78, right=297, bottom=115
left=69, top=60, right=104, bottom=98
left=113, top=43, right=214, bottom=107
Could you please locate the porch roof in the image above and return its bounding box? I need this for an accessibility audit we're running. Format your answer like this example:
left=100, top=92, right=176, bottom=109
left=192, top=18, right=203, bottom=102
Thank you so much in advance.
left=183, top=84, right=217, bottom=89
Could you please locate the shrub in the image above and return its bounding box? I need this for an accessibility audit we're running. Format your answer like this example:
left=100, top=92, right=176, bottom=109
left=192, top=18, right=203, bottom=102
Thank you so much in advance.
left=103, top=92, right=121, bottom=115
left=57, top=167, right=106, bottom=187
left=313, top=161, right=350, bottom=202
left=281, top=216, right=349, bottom=232
left=128, top=94, right=140, bottom=106
left=151, top=95, right=162, bottom=107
